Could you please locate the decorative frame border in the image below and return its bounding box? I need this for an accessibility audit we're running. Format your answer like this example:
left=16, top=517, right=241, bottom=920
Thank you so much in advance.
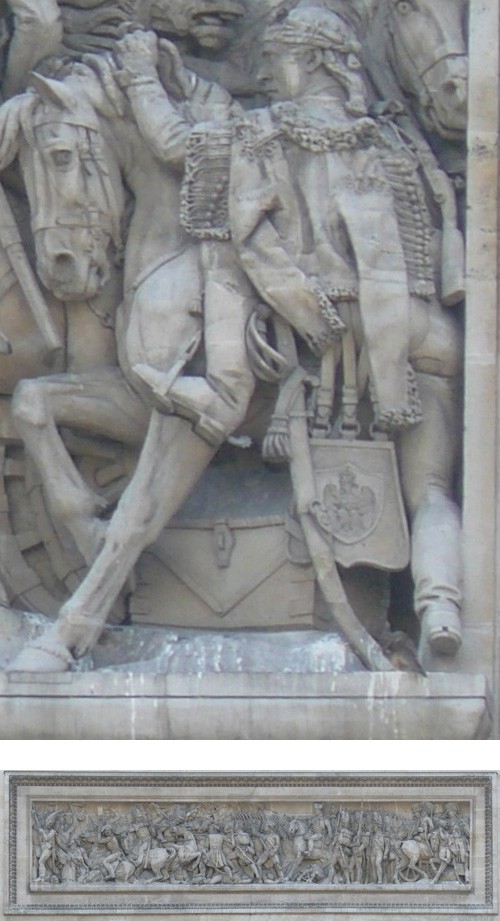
left=5, top=773, right=494, bottom=915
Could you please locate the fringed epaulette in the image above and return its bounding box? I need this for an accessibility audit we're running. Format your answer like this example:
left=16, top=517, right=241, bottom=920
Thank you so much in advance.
left=180, top=124, right=232, bottom=241
left=272, top=105, right=389, bottom=153
left=232, top=116, right=282, bottom=162
left=381, top=152, right=436, bottom=300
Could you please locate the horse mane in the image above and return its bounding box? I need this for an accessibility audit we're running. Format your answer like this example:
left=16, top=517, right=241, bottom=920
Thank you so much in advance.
left=40, top=54, right=126, bottom=120
left=78, top=54, right=127, bottom=118
left=358, top=0, right=409, bottom=108
left=0, top=92, right=39, bottom=171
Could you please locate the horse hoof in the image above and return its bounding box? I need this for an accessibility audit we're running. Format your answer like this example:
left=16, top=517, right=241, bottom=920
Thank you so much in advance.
left=6, top=637, right=74, bottom=673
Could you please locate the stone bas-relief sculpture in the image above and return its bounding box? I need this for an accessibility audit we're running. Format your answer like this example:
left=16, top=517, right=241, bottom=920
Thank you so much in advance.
left=0, top=0, right=468, bottom=681
left=31, top=800, right=470, bottom=888
left=8, top=773, right=495, bottom=917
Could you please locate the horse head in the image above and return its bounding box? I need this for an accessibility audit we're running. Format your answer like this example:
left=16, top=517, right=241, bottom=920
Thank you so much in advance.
left=0, top=71, right=125, bottom=301
left=384, top=0, right=468, bottom=140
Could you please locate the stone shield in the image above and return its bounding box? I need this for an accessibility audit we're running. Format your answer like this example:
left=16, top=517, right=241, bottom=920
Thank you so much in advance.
left=309, top=438, right=410, bottom=571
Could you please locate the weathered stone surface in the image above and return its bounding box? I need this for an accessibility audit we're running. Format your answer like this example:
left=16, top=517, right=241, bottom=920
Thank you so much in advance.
left=0, top=607, right=363, bottom=673
left=0, top=672, right=491, bottom=739
left=0, top=0, right=496, bottom=737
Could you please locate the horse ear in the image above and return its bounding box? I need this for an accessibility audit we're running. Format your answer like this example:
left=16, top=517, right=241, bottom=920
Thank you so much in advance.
left=29, top=73, right=77, bottom=111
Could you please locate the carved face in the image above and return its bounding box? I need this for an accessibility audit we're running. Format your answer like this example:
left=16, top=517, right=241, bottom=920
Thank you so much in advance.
left=150, top=0, right=244, bottom=51
left=258, top=42, right=314, bottom=100
left=186, top=0, right=245, bottom=50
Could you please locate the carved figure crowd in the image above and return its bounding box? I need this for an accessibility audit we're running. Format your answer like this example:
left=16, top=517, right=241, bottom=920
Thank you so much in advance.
left=32, top=800, right=470, bottom=887
left=0, top=0, right=469, bottom=674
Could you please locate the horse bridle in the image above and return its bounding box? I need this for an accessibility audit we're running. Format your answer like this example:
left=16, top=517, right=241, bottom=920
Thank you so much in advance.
left=385, top=1, right=467, bottom=114
left=29, top=112, right=124, bottom=259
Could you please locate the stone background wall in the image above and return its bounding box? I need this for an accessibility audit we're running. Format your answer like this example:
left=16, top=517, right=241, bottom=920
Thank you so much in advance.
left=463, top=0, right=500, bottom=735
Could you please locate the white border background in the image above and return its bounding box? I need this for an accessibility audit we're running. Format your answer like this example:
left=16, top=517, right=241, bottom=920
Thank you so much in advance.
left=1, top=742, right=499, bottom=773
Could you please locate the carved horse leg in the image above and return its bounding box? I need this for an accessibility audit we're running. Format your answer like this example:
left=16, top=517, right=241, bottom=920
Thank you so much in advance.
left=396, top=843, right=429, bottom=882
left=431, top=858, right=448, bottom=884
left=147, top=848, right=176, bottom=883
left=9, top=413, right=221, bottom=670
left=287, top=832, right=308, bottom=881
left=12, top=368, right=148, bottom=564
left=408, top=857, right=427, bottom=880
left=8, top=244, right=256, bottom=670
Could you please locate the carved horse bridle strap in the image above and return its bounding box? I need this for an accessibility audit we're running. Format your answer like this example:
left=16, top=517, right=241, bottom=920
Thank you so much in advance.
left=31, top=120, right=123, bottom=255
left=0, top=180, right=62, bottom=354
left=385, top=8, right=465, bottom=107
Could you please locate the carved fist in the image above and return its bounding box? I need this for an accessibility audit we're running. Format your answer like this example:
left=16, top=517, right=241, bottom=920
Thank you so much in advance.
left=115, top=29, right=159, bottom=75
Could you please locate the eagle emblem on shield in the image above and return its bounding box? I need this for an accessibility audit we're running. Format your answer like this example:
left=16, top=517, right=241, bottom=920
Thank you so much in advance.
left=312, top=463, right=382, bottom=545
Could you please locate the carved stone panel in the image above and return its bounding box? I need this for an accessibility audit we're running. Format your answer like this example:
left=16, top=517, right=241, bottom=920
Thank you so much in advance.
left=3, top=773, right=494, bottom=919
left=0, top=0, right=498, bottom=741
left=29, top=798, right=471, bottom=890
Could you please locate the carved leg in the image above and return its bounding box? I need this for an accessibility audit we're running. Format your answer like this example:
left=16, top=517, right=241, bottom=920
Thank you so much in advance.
left=397, top=371, right=462, bottom=657
left=402, top=301, right=463, bottom=656
left=432, top=859, right=447, bottom=884
left=8, top=413, right=218, bottom=671
left=287, top=856, right=304, bottom=882
left=147, top=864, right=164, bottom=884
left=339, top=851, right=351, bottom=884
left=132, top=242, right=255, bottom=446
left=11, top=369, right=148, bottom=564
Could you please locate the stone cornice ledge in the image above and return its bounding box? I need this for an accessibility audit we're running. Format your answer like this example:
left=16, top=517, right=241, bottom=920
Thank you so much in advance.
left=0, top=673, right=491, bottom=739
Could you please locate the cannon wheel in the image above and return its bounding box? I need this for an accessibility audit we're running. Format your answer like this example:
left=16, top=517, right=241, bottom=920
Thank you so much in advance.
left=0, top=431, right=133, bottom=618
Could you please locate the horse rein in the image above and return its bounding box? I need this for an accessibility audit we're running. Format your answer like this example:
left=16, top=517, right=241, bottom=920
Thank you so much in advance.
left=385, top=5, right=466, bottom=110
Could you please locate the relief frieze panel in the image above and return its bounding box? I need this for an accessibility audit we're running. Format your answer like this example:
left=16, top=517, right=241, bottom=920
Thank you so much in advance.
left=6, top=774, right=492, bottom=917
left=31, top=799, right=471, bottom=890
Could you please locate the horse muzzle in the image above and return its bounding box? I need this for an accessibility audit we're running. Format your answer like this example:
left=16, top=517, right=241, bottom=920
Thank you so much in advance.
left=35, top=229, right=111, bottom=301
left=424, top=56, right=468, bottom=137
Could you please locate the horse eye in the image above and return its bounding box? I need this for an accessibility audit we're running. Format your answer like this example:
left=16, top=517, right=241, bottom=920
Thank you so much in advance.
left=51, top=149, right=73, bottom=167
left=396, top=1, right=412, bottom=11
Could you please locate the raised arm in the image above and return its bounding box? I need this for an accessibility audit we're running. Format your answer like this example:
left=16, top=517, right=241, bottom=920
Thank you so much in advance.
left=114, top=30, right=192, bottom=170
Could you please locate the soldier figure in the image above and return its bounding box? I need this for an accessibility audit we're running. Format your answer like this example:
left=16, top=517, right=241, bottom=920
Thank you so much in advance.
left=307, top=803, right=332, bottom=854
left=34, top=814, right=59, bottom=883
left=255, top=820, right=284, bottom=881
left=229, top=3, right=464, bottom=658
